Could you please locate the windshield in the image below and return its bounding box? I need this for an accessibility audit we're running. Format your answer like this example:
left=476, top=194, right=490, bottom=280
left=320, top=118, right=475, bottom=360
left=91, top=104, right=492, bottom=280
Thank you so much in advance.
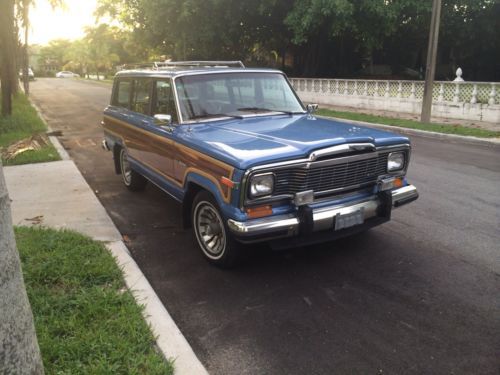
left=175, top=72, right=305, bottom=122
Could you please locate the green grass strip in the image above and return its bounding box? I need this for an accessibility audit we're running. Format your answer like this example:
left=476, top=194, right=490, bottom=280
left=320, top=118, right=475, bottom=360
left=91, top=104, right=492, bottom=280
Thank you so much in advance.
left=15, top=227, right=174, bottom=375
left=316, top=108, right=500, bottom=138
left=0, top=93, right=61, bottom=165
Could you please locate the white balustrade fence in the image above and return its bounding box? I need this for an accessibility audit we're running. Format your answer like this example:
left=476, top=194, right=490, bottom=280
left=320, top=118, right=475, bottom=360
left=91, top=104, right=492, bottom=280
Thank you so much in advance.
left=290, top=78, right=500, bottom=123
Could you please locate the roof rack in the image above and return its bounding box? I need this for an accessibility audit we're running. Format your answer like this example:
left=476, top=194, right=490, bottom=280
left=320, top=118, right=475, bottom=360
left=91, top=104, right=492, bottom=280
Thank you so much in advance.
left=118, top=60, right=245, bottom=71
left=162, top=61, right=245, bottom=68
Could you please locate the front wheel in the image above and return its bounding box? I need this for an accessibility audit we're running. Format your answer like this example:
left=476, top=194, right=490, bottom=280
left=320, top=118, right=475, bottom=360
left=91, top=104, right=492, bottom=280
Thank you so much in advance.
left=119, top=147, right=147, bottom=191
left=192, top=191, right=243, bottom=268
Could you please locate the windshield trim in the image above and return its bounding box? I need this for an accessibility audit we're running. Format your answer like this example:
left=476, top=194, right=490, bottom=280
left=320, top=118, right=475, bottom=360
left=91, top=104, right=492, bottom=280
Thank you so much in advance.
left=172, top=71, right=306, bottom=125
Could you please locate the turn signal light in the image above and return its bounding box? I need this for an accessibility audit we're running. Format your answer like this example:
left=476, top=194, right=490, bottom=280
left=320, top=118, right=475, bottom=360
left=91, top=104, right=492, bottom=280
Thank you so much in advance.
left=246, top=205, right=273, bottom=219
left=220, top=176, right=235, bottom=188
left=393, top=177, right=404, bottom=188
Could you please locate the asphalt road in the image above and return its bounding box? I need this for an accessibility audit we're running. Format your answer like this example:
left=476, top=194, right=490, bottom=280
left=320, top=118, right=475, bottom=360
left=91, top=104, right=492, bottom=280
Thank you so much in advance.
left=30, top=78, right=499, bottom=375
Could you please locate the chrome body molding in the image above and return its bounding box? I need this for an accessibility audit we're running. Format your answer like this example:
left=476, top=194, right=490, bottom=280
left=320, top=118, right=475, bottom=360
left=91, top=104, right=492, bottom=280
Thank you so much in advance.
left=228, top=185, right=418, bottom=243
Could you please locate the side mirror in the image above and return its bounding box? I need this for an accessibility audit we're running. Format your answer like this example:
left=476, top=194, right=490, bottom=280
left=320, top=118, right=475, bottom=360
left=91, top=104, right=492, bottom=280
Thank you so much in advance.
left=153, top=114, right=172, bottom=126
left=306, top=104, right=318, bottom=114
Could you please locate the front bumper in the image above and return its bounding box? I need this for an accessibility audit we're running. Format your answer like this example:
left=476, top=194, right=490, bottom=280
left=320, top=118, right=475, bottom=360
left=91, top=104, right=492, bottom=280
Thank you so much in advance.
left=227, top=185, right=418, bottom=245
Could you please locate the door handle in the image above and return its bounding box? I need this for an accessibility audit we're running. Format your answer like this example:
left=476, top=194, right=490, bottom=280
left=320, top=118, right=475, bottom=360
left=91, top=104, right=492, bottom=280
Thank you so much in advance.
left=141, top=120, right=149, bottom=125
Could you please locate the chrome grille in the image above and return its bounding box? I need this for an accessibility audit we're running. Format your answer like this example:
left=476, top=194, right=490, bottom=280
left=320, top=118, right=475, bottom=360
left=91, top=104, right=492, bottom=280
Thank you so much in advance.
left=274, top=153, right=389, bottom=196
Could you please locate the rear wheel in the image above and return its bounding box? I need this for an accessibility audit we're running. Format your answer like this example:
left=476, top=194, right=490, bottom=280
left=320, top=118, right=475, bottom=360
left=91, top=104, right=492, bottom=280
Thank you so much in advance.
left=119, top=147, right=147, bottom=191
left=192, top=191, right=242, bottom=268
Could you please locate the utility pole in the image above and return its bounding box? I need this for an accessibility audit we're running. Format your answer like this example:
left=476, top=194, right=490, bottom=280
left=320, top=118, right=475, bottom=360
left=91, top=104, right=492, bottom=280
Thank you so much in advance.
left=420, top=0, right=442, bottom=123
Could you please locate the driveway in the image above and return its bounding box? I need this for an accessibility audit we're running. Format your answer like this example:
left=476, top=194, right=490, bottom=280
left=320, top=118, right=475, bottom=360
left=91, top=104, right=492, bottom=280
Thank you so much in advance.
left=30, top=78, right=500, bottom=374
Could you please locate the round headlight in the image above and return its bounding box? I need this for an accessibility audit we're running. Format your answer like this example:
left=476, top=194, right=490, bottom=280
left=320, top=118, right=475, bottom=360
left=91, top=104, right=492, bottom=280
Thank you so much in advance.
left=249, top=173, right=274, bottom=198
left=387, top=152, right=405, bottom=172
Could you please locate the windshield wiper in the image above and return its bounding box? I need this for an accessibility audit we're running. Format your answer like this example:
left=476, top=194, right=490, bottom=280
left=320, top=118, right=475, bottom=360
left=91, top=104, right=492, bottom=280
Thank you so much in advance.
left=237, top=107, right=299, bottom=116
left=190, top=113, right=244, bottom=120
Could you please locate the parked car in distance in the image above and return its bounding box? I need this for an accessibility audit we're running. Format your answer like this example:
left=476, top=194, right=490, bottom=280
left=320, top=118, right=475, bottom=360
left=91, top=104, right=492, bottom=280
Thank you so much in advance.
left=56, top=71, right=80, bottom=78
left=102, top=60, right=419, bottom=267
left=18, top=67, right=35, bottom=81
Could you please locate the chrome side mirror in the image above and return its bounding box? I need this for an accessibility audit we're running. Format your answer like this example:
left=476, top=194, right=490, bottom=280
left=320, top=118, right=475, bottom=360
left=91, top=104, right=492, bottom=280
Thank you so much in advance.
left=153, top=114, right=172, bottom=126
left=306, top=104, right=318, bottom=114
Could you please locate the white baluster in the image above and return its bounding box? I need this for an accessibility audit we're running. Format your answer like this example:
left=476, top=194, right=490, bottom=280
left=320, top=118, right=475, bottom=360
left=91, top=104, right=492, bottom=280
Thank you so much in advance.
left=335, top=80, right=339, bottom=95
left=374, top=82, right=379, bottom=97
left=489, top=84, right=497, bottom=105
left=343, top=80, right=348, bottom=95
left=385, top=81, right=390, bottom=98
left=363, top=81, right=368, bottom=96
left=453, top=82, right=460, bottom=103
left=354, top=81, right=358, bottom=96
left=410, top=82, right=416, bottom=99
left=397, top=82, right=402, bottom=98
left=438, top=83, right=444, bottom=101
left=470, top=84, right=478, bottom=104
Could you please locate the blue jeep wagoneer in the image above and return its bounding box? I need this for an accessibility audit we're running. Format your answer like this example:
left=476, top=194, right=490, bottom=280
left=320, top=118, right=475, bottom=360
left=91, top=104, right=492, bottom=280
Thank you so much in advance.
left=102, top=61, right=418, bottom=267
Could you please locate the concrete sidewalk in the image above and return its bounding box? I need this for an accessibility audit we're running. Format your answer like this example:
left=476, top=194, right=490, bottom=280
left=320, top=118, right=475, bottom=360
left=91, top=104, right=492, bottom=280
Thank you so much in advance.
left=5, top=161, right=122, bottom=241
left=4, top=160, right=208, bottom=375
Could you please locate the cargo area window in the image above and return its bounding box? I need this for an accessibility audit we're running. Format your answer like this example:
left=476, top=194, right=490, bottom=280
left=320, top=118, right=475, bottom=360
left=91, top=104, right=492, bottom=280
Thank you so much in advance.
left=113, top=80, right=132, bottom=108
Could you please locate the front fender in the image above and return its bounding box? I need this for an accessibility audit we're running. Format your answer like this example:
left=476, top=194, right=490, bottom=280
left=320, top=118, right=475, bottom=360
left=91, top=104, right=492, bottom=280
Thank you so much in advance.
left=184, top=172, right=246, bottom=222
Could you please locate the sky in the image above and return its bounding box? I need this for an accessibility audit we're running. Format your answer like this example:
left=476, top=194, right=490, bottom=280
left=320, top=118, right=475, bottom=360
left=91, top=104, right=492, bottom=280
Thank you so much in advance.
left=29, top=0, right=99, bottom=45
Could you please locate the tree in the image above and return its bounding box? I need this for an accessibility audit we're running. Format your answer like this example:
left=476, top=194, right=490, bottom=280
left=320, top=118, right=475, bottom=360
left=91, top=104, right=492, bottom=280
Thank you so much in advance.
left=0, top=0, right=17, bottom=116
left=84, top=25, right=121, bottom=79
left=64, top=39, right=91, bottom=77
left=0, top=161, right=45, bottom=374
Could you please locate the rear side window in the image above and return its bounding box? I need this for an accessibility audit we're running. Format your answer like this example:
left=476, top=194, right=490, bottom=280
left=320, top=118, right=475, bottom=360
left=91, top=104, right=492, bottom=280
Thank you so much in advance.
left=131, top=79, right=152, bottom=115
left=113, top=80, right=131, bottom=108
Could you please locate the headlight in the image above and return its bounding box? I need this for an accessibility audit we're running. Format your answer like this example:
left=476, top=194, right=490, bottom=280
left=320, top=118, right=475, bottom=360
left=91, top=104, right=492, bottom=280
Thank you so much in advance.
left=249, top=173, right=274, bottom=198
left=387, top=152, right=405, bottom=172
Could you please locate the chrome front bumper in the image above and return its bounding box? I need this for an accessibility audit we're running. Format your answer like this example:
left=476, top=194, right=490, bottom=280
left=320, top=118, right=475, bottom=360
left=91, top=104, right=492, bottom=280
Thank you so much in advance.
left=227, top=185, right=418, bottom=243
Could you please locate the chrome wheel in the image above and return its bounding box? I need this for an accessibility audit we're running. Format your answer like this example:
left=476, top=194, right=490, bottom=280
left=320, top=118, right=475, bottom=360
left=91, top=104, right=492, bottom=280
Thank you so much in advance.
left=120, top=149, right=132, bottom=186
left=194, top=201, right=227, bottom=259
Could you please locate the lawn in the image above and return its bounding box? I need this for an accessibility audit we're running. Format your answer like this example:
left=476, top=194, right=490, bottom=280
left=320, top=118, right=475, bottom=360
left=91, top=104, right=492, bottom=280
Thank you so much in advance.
left=15, top=227, right=174, bottom=375
left=0, top=93, right=60, bottom=165
left=316, top=108, right=500, bottom=138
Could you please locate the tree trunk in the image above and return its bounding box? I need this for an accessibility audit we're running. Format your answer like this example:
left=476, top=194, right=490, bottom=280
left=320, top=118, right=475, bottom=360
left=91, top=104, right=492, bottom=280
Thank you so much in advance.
left=0, top=0, right=16, bottom=116
left=23, top=6, right=30, bottom=97
left=0, top=161, right=45, bottom=374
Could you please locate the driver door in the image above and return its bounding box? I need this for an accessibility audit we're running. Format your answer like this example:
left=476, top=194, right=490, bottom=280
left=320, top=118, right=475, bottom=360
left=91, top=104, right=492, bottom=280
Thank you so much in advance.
left=145, top=79, right=179, bottom=183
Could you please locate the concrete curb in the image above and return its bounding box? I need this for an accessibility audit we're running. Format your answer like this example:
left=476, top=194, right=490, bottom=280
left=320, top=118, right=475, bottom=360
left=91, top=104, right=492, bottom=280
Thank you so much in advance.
left=321, top=115, right=500, bottom=147
left=107, top=241, right=208, bottom=375
left=28, top=99, right=71, bottom=160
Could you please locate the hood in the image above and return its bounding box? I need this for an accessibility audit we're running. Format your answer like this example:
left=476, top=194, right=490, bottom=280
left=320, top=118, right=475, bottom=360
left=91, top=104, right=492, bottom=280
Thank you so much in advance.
left=176, top=114, right=409, bottom=170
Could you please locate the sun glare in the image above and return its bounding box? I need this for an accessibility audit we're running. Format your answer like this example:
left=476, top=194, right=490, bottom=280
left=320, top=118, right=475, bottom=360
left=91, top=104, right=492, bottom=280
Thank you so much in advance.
left=29, top=0, right=99, bottom=45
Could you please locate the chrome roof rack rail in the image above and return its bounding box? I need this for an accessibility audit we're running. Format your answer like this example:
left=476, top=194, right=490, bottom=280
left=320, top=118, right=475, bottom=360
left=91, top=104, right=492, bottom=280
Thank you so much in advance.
left=160, top=60, right=245, bottom=68
left=118, top=62, right=160, bottom=71
left=118, top=60, right=245, bottom=71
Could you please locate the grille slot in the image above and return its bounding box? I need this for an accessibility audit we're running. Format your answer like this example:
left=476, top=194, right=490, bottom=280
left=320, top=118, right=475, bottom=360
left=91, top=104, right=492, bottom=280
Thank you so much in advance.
left=274, top=153, right=389, bottom=196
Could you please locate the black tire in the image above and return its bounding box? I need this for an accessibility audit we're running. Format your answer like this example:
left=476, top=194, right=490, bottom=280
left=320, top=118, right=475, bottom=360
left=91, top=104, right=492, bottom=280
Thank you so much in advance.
left=192, top=191, right=243, bottom=268
left=119, top=147, right=147, bottom=191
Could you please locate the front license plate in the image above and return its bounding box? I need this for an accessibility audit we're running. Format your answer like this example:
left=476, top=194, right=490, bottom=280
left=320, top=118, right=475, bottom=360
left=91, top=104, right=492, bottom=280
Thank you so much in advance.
left=334, top=209, right=365, bottom=231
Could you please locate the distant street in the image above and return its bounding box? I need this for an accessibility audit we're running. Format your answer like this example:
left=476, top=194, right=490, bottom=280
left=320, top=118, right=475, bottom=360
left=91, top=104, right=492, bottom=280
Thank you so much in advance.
left=30, top=78, right=500, bottom=375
